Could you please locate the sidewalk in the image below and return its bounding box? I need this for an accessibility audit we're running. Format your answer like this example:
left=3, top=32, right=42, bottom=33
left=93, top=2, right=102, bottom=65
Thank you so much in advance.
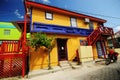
left=23, top=60, right=106, bottom=80
left=1, top=59, right=107, bottom=80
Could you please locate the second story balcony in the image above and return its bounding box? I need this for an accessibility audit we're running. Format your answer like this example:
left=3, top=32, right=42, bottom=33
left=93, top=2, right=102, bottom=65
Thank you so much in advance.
left=31, top=22, right=93, bottom=36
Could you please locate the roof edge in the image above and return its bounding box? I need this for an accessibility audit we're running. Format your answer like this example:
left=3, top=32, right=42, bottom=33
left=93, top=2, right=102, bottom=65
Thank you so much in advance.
left=26, top=1, right=107, bottom=23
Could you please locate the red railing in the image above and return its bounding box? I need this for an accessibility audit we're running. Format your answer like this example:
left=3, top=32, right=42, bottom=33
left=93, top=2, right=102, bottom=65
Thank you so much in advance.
left=87, top=26, right=114, bottom=45
left=0, top=33, right=28, bottom=78
left=0, top=54, right=26, bottom=78
left=87, top=27, right=101, bottom=45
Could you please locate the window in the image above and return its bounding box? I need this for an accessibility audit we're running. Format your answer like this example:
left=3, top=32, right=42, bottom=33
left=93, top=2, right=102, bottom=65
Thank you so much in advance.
left=0, top=41, right=2, bottom=45
left=70, top=17, right=77, bottom=27
left=89, top=22, right=94, bottom=30
left=45, top=12, right=53, bottom=20
left=4, top=29, right=10, bottom=35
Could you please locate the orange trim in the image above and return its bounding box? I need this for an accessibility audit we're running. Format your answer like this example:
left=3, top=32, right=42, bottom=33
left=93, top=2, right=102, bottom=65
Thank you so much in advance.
left=25, top=1, right=106, bottom=23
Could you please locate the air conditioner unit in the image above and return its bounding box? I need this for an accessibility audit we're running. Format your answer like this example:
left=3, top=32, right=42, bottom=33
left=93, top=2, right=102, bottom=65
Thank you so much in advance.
left=85, top=18, right=90, bottom=23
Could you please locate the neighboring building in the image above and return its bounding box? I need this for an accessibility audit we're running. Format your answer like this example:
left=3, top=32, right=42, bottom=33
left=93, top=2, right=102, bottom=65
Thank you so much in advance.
left=25, top=1, right=114, bottom=71
left=0, top=22, right=21, bottom=43
left=115, top=30, right=120, bottom=48
left=108, top=30, right=120, bottom=48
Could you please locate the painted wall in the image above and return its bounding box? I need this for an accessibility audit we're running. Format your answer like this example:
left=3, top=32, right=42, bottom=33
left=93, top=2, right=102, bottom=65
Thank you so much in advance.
left=92, top=44, right=98, bottom=59
left=0, top=28, right=21, bottom=40
left=30, top=34, right=88, bottom=70
left=32, top=8, right=98, bottom=29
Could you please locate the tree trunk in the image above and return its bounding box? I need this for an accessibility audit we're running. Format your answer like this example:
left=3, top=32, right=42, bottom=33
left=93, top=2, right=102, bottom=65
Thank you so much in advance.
left=48, top=48, right=52, bottom=70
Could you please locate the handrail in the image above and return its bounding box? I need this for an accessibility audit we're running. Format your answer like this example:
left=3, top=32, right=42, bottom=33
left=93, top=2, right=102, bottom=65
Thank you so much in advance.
left=0, top=33, right=25, bottom=54
left=87, top=26, right=114, bottom=45
left=87, top=27, right=101, bottom=45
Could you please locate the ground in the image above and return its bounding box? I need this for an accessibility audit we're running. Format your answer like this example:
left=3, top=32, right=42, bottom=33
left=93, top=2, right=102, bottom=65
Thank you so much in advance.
left=23, top=59, right=120, bottom=80
left=2, top=59, right=120, bottom=80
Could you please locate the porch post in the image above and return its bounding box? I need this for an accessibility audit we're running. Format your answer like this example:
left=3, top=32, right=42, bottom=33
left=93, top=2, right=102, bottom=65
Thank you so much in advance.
left=100, top=37, right=106, bottom=59
left=23, top=14, right=27, bottom=46
left=111, top=35, right=116, bottom=48
left=22, top=14, right=27, bottom=78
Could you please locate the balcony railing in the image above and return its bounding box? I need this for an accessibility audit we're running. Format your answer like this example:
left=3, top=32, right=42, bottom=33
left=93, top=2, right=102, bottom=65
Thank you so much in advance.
left=31, top=22, right=93, bottom=36
left=87, top=26, right=114, bottom=45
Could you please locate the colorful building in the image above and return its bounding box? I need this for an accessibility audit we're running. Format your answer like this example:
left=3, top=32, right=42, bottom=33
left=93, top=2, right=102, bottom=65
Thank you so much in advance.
left=25, top=1, right=115, bottom=71
left=0, top=22, right=21, bottom=43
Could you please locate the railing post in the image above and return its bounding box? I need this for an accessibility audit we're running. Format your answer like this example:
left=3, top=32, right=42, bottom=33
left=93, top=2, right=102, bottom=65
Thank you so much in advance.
left=22, top=54, right=26, bottom=78
left=21, top=13, right=27, bottom=78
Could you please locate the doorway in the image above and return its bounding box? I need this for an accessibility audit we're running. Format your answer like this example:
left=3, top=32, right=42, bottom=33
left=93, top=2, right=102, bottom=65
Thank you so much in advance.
left=57, top=39, right=68, bottom=61
left=96, top=41, right=106, bottom=58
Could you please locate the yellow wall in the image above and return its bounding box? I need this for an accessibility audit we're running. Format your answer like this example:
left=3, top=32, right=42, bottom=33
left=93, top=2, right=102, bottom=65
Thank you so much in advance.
left=32, top=8, right=98, bottom=29
left=92, top=44, right=98, bottom=59
left=30, top=34, right=88, bottom=70
left=32, top=8, right=70, bottom=26
left=30, top=44, right=58, bottom=71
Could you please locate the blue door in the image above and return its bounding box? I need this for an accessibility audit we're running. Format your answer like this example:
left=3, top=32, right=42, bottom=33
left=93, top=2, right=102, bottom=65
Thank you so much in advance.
left=96, top=42, right=104, bottom=57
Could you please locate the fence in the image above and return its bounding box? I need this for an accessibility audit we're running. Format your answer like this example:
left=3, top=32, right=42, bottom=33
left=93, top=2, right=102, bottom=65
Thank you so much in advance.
left=0, top=40, right=28, bottom=78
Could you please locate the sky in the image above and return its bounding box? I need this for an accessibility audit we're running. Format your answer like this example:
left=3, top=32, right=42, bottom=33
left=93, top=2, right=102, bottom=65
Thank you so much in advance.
left=0, top=0, right=120, bottom=32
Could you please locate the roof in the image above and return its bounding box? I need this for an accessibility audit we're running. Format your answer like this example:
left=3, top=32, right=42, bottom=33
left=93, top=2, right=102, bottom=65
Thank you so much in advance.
left=0, top=22, right=15, bottom=28
left=25, top=1, right=107, bottom=23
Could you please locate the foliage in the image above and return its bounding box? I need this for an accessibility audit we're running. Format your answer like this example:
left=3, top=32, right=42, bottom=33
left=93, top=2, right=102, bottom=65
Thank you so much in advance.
left=30, top=32, right=54, bottom=51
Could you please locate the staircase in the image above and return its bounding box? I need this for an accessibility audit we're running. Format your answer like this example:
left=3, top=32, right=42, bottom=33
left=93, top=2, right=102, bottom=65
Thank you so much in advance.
left=87, top=26, right=114, bottom=45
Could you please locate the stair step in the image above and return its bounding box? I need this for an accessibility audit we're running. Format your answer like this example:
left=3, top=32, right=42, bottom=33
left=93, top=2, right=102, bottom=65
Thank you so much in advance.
left=59, top=61, right=70, bottom=67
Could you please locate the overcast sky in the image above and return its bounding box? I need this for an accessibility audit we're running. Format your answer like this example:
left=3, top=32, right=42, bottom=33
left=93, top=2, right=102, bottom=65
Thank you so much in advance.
left=0, top=0, right=120, bottom=32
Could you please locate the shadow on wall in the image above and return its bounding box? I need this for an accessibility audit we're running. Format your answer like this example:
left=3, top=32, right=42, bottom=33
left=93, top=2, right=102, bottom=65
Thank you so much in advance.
left=30, top=47, right=48, bottom=71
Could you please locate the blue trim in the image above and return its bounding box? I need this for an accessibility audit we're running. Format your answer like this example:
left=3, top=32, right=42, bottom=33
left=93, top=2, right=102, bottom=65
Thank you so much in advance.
left=31, top=22, right=93, bottom=36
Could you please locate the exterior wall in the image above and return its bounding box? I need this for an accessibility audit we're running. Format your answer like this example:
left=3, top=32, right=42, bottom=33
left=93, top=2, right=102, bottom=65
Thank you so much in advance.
left=30, top=45, right=58, bottom=70
left=30, top=34, right=87, bottom=70
left=32, top=8, right=98, bottom=29
left=92, top=44, right=98, bottom=59
left=32, top=8, right=70, bottom=27
left=0, top=28, right=21, bottom=40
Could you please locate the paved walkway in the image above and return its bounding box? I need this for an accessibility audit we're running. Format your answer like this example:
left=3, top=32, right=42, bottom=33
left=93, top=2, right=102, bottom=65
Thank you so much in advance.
left=24, top=61, right=106, bottom=80
left=2, top=59, right=120, bottom=80
left=24, top=59, right=120, bottom=80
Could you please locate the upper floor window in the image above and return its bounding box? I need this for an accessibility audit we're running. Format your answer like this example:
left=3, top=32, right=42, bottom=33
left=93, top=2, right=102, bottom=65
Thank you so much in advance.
left=70, top=17, right=77, bottom=27
left=89, top=22, right=94, bottom=30
left=4, top=29, right=10, bottom=35
left=45, top=12, right=53, bottom=20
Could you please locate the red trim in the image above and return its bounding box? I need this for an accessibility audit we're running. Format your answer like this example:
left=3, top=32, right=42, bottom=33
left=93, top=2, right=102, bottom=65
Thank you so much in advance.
left=25, top=1, right=106, bottom=23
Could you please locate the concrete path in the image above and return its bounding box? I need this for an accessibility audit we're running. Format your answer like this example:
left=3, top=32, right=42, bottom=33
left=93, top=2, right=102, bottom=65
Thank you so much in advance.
left=23, top=61, right=106, bottom=80
left=23, top=59, right=120, bottom=80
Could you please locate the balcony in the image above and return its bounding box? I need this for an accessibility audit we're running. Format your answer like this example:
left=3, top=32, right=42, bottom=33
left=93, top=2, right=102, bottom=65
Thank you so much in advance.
left=31, top=22, right=93, bottom=36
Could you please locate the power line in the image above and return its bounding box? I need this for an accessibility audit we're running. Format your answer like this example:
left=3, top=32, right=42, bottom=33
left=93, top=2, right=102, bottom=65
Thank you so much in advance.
left=79, top=11, right=120, bottom=20
left=0, top=7, right=120, bottom=20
